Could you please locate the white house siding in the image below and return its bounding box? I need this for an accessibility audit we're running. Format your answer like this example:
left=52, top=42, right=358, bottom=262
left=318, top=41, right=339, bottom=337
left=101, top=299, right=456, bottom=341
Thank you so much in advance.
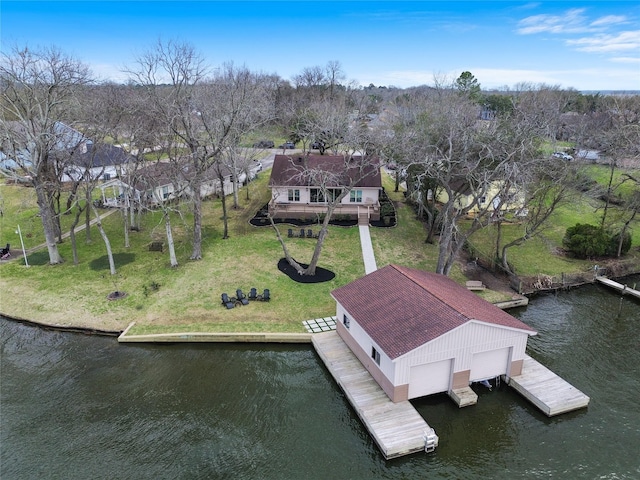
left=393, top=321, right=529, bottom=387
left=336, top=304, right=397, bottom=383
left=271, top=186, right=379, bottom=206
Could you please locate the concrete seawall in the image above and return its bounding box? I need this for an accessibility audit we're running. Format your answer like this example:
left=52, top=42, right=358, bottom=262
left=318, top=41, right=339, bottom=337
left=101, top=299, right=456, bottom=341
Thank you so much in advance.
left=118, top=323, right=312, bottom=343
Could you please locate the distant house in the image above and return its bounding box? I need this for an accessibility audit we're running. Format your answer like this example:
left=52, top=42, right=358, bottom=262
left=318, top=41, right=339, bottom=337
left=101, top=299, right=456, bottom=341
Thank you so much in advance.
left=435, top=179, right=525, bottom=217
left=98, top=160, right=250, bottom=208
left=61, top=143, right=136, bottom=182
left=331, top=264, right=536, bottom=403
left=99, top=162, right=185, bottom=208
left=268, top=154, right=382, bottom=222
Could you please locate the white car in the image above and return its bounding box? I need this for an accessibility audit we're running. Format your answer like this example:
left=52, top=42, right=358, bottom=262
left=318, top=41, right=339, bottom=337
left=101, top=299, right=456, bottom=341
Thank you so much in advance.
left=552, top=152, right=573, bottom=161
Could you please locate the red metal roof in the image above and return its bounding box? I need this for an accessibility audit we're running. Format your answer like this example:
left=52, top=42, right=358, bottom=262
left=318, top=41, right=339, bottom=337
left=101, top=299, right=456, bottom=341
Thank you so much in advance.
left=268, top=154, right=381, bottom=189
left=331, top=264, right=536, bottom=359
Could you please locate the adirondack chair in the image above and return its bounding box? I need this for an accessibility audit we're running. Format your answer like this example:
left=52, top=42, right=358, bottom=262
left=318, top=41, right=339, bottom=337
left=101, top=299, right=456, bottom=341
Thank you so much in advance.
left=221, top=293, right=235, bottom=309
left=236, top=289, right=249, bottom=305
left=262, top=289, right=270, bottom=302
left=248, top=287, right=258, bottom=301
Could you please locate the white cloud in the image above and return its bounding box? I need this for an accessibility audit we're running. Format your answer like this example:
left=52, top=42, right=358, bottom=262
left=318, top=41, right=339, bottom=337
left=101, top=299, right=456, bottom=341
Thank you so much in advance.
left=610, top=56, right=640, bottom=64
left=590, top=15, right=627, bottom=27
left=567, top=30, right=640, bottom=53
left=517, top=8, right=589, bottom=34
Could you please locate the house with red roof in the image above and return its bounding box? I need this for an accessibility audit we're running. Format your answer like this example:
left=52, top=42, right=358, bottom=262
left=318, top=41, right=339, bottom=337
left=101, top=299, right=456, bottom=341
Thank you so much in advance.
left=331, top=264, right=537, bottom=403
left=268, top=154, right=382, bottom=222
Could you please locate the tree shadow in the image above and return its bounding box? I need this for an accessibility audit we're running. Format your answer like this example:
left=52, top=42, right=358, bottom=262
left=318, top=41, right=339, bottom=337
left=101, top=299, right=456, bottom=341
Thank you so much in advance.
left=89, top=253, right=136, bottom=271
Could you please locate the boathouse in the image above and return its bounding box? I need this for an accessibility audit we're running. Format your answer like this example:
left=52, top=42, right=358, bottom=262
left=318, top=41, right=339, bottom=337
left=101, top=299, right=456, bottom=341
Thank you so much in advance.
left=331, top=264, right=537, bottom=403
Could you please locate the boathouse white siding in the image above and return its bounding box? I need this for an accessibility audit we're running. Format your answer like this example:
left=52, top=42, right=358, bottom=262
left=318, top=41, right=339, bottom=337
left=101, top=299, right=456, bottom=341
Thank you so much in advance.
left=332, top=265, right=536, bottom=403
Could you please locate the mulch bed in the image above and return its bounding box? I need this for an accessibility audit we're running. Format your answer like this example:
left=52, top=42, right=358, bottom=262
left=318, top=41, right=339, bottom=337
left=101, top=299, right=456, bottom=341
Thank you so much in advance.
left=277, top=258, right=335, bottom=283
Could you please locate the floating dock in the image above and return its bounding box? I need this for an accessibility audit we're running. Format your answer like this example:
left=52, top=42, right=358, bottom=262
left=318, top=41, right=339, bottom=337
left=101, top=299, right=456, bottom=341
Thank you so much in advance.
left=595, top=276, right=640, bottom=300
left=507, top=355, right=590, bottom=416
left=312, top=331, right=438, bottom=459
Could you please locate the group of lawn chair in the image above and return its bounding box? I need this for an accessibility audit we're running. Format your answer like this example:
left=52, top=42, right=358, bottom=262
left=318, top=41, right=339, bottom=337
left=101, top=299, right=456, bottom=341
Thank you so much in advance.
left=221, top=288, right=270, bottom=309
left=288, top=228, right=319, bottom=239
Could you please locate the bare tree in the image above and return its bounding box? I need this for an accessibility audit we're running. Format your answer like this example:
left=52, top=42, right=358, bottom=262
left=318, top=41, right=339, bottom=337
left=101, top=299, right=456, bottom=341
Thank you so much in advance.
left=129, top=43, right=270, bottom=259
left=1, top=45, right=91, bottom=264
left=499, top=161, right=576, bottom=274
left=400, top=80, right=544, bottom=275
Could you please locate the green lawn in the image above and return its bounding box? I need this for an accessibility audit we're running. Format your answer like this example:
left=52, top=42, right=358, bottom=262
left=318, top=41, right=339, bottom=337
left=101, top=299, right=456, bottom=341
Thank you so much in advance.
left=1, top=167, right=638, bottom=334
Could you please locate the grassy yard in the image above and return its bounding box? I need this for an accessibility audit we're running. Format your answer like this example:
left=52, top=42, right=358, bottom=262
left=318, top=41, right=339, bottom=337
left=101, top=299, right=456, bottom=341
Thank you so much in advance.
left=1, top=165, right=638, bottom=335
left=466, top=162, right=640, bottom=277
left=0, top=173, right=454, bottom=334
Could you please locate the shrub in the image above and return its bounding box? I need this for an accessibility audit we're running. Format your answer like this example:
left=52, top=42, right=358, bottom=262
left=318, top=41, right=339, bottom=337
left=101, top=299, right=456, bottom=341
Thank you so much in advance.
left=563, top=223, right=631, bottom=258
left=563, top=223, right=610, bottom=258
left=608, top=230, right=632, bottom=256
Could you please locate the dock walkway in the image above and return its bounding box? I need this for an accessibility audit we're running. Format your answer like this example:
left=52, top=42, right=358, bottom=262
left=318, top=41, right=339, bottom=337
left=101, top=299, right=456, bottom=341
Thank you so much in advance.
left=595, top=276, right=640, bottom=300
left=507, top=355, right=590, bottom=416
left=312, top=331, right=437, bottom=459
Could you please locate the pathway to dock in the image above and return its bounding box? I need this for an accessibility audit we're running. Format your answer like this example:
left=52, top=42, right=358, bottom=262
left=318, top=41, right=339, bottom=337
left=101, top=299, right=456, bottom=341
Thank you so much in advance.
left=507, top=355, right=590, bottom=417
left=595, top=276, right=640, bottom=300
left=312, top=331, right=438, bottom=459
left=358, top=225, right=377, bottom=274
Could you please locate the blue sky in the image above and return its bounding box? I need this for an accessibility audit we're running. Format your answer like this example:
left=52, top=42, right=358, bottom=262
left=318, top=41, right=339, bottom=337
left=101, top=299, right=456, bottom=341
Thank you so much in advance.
left=2, top=1, right=639, bottom=91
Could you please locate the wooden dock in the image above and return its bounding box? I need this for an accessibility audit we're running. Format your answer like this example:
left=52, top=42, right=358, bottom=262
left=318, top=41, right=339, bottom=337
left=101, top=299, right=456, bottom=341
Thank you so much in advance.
left=595, top=276, right=640, bottom=300
left=312, top=331, right=438, bottom=459
left=507, top=355, right=590, bottom=417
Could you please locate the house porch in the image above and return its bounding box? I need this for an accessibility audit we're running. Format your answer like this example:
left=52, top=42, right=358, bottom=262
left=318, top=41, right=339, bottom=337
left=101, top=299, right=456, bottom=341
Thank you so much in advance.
left=268, top=202, right=380, bottom=222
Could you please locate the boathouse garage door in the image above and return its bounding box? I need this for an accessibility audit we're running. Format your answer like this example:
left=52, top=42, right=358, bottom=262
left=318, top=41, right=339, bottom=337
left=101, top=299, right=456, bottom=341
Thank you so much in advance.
left=408, top=359, right=452, bottom=399
left=469, top=347, right=511, bottom=382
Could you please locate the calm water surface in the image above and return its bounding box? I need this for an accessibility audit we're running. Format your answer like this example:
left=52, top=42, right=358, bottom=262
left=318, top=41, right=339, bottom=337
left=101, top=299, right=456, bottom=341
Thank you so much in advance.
left=1, top=277, right=639, bottom=479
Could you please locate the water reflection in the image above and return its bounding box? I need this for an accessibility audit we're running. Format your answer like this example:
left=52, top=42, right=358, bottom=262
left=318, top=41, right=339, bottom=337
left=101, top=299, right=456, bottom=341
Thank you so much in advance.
left=1, top=278, right=639, bottom=479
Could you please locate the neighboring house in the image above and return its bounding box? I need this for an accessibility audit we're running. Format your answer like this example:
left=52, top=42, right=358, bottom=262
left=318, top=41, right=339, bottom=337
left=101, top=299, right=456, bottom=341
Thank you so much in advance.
left=331, top=264, right=537, bottom=403
left=98, top=160, right=250, bottom=208
left=435, top=179, right=525, bottom=217
left=99, top=162, right=183, bottom=207
left=268, top=154, right=382, bottom=221
left=1, top=121, right=86, bottom=175
left=61, top=143, right=136, bottom=182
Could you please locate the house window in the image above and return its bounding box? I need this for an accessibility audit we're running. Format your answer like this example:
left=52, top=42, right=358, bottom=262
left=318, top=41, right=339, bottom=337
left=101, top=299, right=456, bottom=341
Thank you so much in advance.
left=343, top=314, right=350, bottom=329
left=288, top=189, right=300, bottom=202
left=310, top=188, right=341, bottom=203
left=479, top=195, right=486, bottom=204
left=350, top=190, right=363, bottom=203
left=162, top=186, right=169, bottom=199
left=103, top=173, right=111, bottom=181
left=371, top=346, right=380, bottom=365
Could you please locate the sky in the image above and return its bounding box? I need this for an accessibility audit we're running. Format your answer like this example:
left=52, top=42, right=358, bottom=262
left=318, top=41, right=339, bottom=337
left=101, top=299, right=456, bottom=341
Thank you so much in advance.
left=1, top=1, right=639, bottom=92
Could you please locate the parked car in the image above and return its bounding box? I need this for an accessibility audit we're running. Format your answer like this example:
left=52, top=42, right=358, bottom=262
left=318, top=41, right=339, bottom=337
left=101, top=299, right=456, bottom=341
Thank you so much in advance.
left=254, top=161, right=263, bottom=172
left=310, top=141, right=324, bottom=150
left=253, top=140, right=274, bottom=148
left=279, top=141, right=295, bottom=149
left=552, top=151, right=573, bottom=161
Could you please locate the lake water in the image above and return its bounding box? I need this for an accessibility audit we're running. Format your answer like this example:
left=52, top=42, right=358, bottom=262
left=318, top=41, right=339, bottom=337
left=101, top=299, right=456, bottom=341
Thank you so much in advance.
left=1, top=278, right=639, bottom=479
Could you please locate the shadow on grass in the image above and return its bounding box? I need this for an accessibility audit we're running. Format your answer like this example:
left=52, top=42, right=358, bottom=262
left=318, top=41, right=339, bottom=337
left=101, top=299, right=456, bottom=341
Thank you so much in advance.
left=24, top=250, right=50, bottom=266
left=89, top=253, right=136, bottom=271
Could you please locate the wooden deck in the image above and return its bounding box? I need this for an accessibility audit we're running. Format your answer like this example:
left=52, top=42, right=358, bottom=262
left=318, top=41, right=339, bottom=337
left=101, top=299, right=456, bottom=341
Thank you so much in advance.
left=312, top=331, right=438, bottom=459
left=507, top=355, right=590, bottom=417
left=595, top=276, right=640, bottom=300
